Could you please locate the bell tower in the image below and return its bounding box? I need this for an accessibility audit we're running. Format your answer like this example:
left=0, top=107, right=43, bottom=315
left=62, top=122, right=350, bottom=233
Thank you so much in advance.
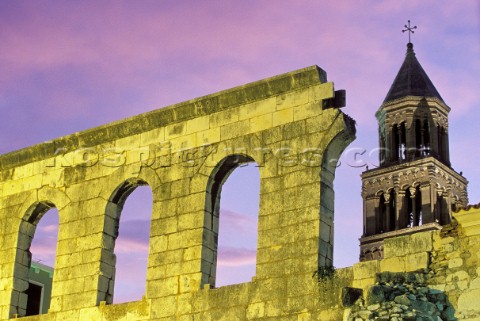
left=359, top=40, right=468, bottom=261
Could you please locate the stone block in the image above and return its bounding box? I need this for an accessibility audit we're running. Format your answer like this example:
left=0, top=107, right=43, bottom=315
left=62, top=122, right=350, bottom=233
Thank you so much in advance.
left=246, top=302, right=265, bottom=319
left=383, top=231, right=434, bottom=258
left=272, top=108, right=294, bottom=127
left=186, top=115, right=210, bottom=134
left=170, top=133, right=197, bottom=152
left=276, top=88, right=309, bottom=110
left=79, top=307, right=103, bottom=320
left=209, top=108, right=239, bottom=128
left=140, top=128, right=165, bottom=146
left=457, top=288, right=480, bottom=315
left=250, top=113, right=273, bottom=133
left=238, top=98, right=276, bottom=121
left=353, top=260, right=380, bottom=280
left=115, top=133, right=141, bottom=150
left=196, top=128, right=220, bottom=145
left=165, top=122, right=186, bottom=140
left=293, top=102, right=322, bottom=122
left=455, top=206, right=480, bottom=236
left=220, top=119, right=250, bottom=140
left=448, top=257, right=463, bottom=269
left=405, top=252, right=430, bottom=271
left=309, top=82, right=334, bottom=103
left=380, top=256, right=405, bottom=273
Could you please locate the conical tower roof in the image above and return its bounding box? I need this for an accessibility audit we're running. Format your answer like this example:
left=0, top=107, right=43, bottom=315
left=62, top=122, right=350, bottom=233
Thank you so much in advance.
left=383, top=43, right=443, bottom=103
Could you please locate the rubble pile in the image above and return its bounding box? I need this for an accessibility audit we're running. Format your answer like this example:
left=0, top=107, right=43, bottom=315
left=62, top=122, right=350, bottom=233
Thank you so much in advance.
left=348, top=271, right=456, bottom=321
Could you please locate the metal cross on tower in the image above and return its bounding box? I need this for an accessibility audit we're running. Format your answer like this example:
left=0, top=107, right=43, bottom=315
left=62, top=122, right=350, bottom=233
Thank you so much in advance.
left=402, top=20, right=417, bottom=43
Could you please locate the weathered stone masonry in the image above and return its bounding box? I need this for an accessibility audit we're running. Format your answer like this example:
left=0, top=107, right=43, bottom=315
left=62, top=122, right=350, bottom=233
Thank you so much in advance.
left=0, top=66, right=357, bottom=320
left=1, top=62, right=480, bottom=321
left=349, top=205, right=480, bottom=320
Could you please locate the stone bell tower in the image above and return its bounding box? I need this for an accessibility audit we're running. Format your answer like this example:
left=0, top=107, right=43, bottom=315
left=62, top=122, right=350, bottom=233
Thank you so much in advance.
left=359, top=41, right=468, bottom=261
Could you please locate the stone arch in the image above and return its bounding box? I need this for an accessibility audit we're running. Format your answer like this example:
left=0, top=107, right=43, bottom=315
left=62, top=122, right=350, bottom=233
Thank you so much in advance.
left=451, top=195, right=460, bottom=212
left=98, top=174, right=154, bottom=304
left=361, top=248, right=372, bottom=261
left=99, top=165, right=162, bottom=201
left=322, top=115, right=356, bottom=266
left=400, top=183, right=411, bottom=191
left=10, top=187, right=68, bottom=318
left=201, top=153, right=257, bottom=288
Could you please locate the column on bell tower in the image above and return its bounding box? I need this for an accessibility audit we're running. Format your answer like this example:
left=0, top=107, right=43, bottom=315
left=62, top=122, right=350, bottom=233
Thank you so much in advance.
left=420, top=182, right=434, bottom=224
left=364, top=195, right=380, bottom=236
left=405, top=117, right=416, bottom=161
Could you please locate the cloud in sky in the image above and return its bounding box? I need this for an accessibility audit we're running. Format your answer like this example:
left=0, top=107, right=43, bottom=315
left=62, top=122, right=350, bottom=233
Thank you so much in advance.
left=218, top=247, right=257, bottom=267
left=2, top=0, right=478, bottom=150
left=2, top=0, right=479, bottom=297
left=115, top=236, right=150, bottom=254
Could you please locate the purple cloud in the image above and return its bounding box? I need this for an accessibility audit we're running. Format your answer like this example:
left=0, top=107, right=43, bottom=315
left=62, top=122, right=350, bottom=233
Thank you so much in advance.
left=217, top=247, right=257, bottom=267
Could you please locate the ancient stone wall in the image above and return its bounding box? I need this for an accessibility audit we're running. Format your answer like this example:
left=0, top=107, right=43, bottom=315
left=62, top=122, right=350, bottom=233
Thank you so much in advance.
left=349, top=205, right=480, bottom=320
left=1, top=64, right=478, bottom=321
left=0, top=66, right=356, bottom=320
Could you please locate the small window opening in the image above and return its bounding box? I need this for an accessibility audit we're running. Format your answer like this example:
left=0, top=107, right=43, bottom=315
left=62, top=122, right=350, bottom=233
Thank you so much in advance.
left=378, top=193, right=386, bottom=233
left=415, top=119, right=422, bottom=157
left=405, top=187, right=422, bottom=228
left=19, top=205, right=58, bottom=317
left=392, top=124, right=399, bottom=162
left=438, top=126, right=447, bottom=162
left=399, top=122, right=407, bottom=161
left=423, top=119, right=430, bottom=156
left=387, top=189, right=396, bottom=231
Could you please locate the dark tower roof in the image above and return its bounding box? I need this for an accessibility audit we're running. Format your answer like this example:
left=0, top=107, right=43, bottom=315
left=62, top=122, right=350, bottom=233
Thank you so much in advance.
left=383, top=43, right=443, bottom=103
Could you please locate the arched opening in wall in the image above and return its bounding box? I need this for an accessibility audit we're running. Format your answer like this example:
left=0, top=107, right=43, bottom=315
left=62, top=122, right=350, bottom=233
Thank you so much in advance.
left=12, top=202, right=58, bottom=317
left=399, top=122, right=406, bottom=161
left=442, top=128, right=449, bottom=164
left=415, top=187, right=422, bottom=226
left=102, top=180, right=153, bottom=304
left=438, top=125, right=449, bottom=163
left=379, top=130, right=386, bottom=166
left=436, top=192, right=450, bottom=225
left=203, top=155, right=259, bottom=288
left=451, top=196, right=459, bottom=213
left=405, top=187, right=422, bottom=228
left=415, top=119, right=422, bottom=157
left=423, top=119, right=430, bottom=155
left=387, top=189, right=396, bottom=232
left=392, top=124, right=399, bottom=162
left=378, top=193, right=386, bottom=233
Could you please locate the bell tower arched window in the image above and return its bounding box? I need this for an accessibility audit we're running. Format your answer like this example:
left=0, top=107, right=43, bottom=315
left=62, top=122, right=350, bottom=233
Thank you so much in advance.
left=399, top=122, right=406, bottom=161
left=378, top=193, right=386, bottom=233
left=405, top=186, right=422, bottom=227
left=423, top=119, right=430, bottom=156
left=392, top=125, right=399, bottom=162
left=391, top=123, right=406, bottom=162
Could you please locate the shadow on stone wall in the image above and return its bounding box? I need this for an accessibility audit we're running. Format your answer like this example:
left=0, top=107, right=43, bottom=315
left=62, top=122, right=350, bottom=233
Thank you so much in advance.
left=345, top=271, right=456, bottom=321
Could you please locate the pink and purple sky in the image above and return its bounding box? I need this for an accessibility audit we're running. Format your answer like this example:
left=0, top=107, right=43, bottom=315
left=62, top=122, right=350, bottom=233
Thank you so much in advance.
left=1, top=1, right=479, bottom=303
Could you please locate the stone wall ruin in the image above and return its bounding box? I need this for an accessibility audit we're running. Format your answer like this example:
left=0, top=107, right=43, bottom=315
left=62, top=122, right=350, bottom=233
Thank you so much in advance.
left=0, top=66, right=356, bottom=320
left=1, top=65, right=479, bottom=320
